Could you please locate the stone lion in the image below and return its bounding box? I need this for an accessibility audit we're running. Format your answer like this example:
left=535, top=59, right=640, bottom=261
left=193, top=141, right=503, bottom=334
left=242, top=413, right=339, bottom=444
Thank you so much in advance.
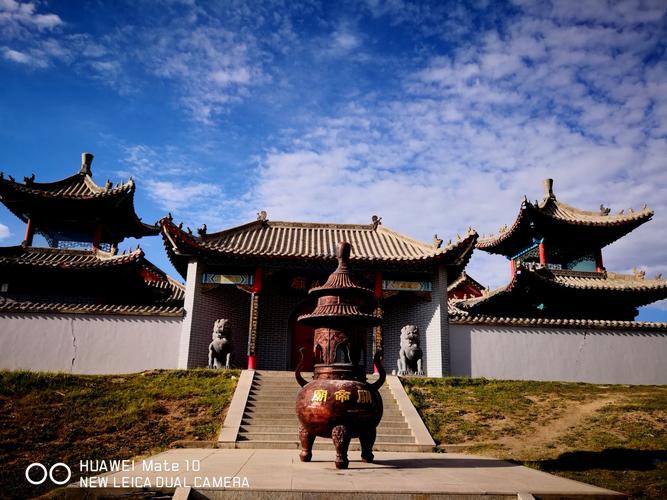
left=208, top=319, right=233, bottom=369
left=397, top=324, right=423, bottom=376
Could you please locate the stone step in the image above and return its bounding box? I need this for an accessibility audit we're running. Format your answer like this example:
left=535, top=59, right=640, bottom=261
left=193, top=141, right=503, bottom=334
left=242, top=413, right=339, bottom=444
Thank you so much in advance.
left=252, top=380, right=390, bottom=386
left=245, top=399, right=402, bottom=409
left=243, top=407, right=405, bottom=418
left=237, top=432, right=417, bottom=443
left=251, top=383, right=301, bottom=388
left=234, top=440, right=431, bottom=452
left=239, top=425, right=413, bottom=435
left=235, top=373, right=420, bottom=450
left=248, top=391, right=395, bottom=407
left=241, top=416, right=408, bottom=426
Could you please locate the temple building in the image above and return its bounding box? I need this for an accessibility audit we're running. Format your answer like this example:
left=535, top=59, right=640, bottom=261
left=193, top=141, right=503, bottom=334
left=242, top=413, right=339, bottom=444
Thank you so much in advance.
left=1, top=157, right=665, bottom=384
left=0, top=153, right=183, bottom=317
left=447, top=272, right=485, bottom=300
left=452, top=179, right=667, bottom=321
left=160, top=215, right=477, bottom=376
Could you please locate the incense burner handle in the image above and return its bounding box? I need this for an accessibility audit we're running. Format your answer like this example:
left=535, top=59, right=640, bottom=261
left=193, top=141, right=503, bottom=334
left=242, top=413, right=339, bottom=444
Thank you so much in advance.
left=295, top=347, right=308, bottom=387
left=369, top=350, right=386, bottom=391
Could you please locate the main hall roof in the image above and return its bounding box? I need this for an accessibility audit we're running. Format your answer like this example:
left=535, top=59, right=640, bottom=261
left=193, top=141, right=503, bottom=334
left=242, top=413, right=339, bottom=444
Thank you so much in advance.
left=161, top=217, right=478, bottom=278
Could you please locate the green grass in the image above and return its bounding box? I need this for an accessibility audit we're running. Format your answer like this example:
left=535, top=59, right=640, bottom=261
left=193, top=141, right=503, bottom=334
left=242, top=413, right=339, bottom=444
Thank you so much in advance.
left=402, top=377, right=667, bottom=498
left=0, top=369, right=238, bottom=499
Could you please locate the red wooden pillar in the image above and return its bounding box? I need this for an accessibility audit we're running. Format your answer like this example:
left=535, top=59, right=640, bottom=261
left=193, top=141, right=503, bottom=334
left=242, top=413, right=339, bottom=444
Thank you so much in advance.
left=92, top=224, right=103, bottom=249
left=510, top=259, right=516, bottom=275
left=24, top=218, right=34, bottom=246
left=373, top=271, right=382, bottom=300
left=247, top=267, right=263, bottom=370
left=538, top=242, right=546, bottom=266
left=595, top=248, right=604, bottom=272
left=373, top=272, right=382, bottom=374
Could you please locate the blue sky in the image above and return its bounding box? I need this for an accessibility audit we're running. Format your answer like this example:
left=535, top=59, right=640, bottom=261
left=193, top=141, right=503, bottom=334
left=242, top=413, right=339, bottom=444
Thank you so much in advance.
left=1, top=0, right=666, bottom=320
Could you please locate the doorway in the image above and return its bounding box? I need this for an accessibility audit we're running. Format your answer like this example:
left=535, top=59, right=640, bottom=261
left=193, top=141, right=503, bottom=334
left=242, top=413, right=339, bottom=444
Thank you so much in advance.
left=289, top=301, right=316, bottom=371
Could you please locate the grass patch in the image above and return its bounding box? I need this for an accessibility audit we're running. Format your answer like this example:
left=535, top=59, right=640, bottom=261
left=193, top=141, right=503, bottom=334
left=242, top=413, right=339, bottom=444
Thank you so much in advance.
left=403, top=377, right=667, bottom=498
left=0, top=369, right=238, bottom=499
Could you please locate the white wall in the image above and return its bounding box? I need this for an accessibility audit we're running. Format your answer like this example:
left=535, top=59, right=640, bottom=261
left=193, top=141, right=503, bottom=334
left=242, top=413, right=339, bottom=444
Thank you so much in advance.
left=0, top=313, right=183, bottom=374
left=450, top=324, right=667, bottom=385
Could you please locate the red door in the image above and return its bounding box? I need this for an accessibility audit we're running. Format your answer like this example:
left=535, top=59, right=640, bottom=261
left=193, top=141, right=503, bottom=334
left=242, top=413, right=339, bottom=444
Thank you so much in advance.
left=290, top=303, right=315, bottom=371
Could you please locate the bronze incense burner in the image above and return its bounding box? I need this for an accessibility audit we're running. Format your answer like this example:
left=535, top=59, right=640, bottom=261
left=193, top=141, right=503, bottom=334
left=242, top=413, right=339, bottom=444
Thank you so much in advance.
left=295, top=241, right=385, bottom=469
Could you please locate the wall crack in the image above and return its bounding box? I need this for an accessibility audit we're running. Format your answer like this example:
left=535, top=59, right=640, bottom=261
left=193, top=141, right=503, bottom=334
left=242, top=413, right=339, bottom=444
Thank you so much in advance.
left=70, top=318, right=77, bottom=372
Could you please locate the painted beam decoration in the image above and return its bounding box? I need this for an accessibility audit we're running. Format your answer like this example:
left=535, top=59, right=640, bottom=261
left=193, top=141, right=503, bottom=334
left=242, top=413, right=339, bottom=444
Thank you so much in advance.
left=202, top=273, right=254, bottom=286
left=247, top=293, right=259, bottom=356
left=382, top=279, right=432, bottom=292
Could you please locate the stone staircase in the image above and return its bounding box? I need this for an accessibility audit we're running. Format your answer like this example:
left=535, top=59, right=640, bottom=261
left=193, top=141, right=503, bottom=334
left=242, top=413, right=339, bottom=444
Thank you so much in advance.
left=235, top=371, right=432, bottom=452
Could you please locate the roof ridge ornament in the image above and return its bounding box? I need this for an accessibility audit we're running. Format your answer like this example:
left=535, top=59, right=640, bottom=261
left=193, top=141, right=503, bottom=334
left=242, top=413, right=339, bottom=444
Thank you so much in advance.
left=371, top=215, right=382, bottom=230
left=433, top=234, right=443, bottom=248
left=24, top=173, right=35, bottom=185
left=257, top=210, right=268, bottom=223
left=80, top=152, right=94, bottom=175
left=543, top=178, right=554, bottom=199
left=599, top=204, right=611, bottom=216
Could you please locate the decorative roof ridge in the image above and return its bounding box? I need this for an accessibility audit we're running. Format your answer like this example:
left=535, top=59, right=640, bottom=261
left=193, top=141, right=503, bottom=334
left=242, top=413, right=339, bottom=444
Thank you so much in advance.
left=0, top=170, right=135, bottom=199
left=449, top=312, right=667, bottom=331
left=199, top=219, right=402, bottom=242
left=535, top=195, right=653, bottom=223
left=0, top=244, right=146, bottom=267
left=447, top=271, right=485, bottom=292
left=453, top=278, right=514, bottom=310
left=96, top=246, right=145, bottom=260
left=447, top=274, right=467, bottom=291
left=376, top=224, right=440, bottom=253
left=476, top=202, right=526, bottom=249
left=0, top=299, right=184, bottom=317
left=530, top=266, right=667, bottom=287
left=605, top=271, right=664, bottom=282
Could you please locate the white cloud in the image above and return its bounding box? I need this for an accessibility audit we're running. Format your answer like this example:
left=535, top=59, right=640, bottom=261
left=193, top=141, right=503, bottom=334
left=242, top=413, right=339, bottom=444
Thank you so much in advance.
left=145, top=180, right=222, bottom=212
left=0, top=0, right=62, bottom=31
left=240, top=1, right=667, bottom=291
left=2, top=47, right=29, bottom=63
left=0, top=223, right=10, bottom=240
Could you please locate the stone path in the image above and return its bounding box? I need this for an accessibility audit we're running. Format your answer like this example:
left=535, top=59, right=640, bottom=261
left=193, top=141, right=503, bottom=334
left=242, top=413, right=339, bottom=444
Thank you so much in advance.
left=82, top=448, right=622, bottom=498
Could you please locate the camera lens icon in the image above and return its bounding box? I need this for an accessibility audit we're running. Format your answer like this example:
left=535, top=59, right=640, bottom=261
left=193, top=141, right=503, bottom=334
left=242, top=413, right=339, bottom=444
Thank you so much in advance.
left=25, top=462, right=71, bottom=485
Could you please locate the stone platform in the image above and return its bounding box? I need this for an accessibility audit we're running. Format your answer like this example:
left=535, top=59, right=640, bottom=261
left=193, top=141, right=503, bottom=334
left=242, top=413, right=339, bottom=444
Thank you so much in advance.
left=70, top=448, right=623, bottom=499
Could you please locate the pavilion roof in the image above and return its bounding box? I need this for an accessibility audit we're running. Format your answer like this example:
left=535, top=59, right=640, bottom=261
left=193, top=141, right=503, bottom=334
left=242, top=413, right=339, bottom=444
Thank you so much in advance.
left=0, top=245, right=145, bottom=269
left=448, top=302, right=667, bottom=331
left=0, top=245, right=185, bottom=305
left=0, top=154, right=159, bottom=244
left=453, top=266, right=667, bottom=316
left=476, top=179, right=653, bottom=257
left=160, top=216, right=478, bottom=278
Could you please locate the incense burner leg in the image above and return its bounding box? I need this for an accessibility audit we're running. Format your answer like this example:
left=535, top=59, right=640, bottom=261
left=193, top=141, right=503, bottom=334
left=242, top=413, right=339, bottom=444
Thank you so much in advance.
left=331, top=425, right=351, bottom=469
left=298, top=424, right=315, bottom=462
left=359, top=426, right=376, bottom=463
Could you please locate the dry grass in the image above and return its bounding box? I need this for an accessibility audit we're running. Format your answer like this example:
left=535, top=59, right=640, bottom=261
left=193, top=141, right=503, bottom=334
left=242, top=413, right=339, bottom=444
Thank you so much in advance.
left=0, top=369, right=238, bottom=499
left=403, top=377, right=667, bottom=498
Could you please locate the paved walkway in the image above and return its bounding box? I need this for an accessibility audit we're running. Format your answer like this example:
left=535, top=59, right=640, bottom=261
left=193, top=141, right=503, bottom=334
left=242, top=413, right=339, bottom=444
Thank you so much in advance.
left=89, top=448, right=621, bottom=497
